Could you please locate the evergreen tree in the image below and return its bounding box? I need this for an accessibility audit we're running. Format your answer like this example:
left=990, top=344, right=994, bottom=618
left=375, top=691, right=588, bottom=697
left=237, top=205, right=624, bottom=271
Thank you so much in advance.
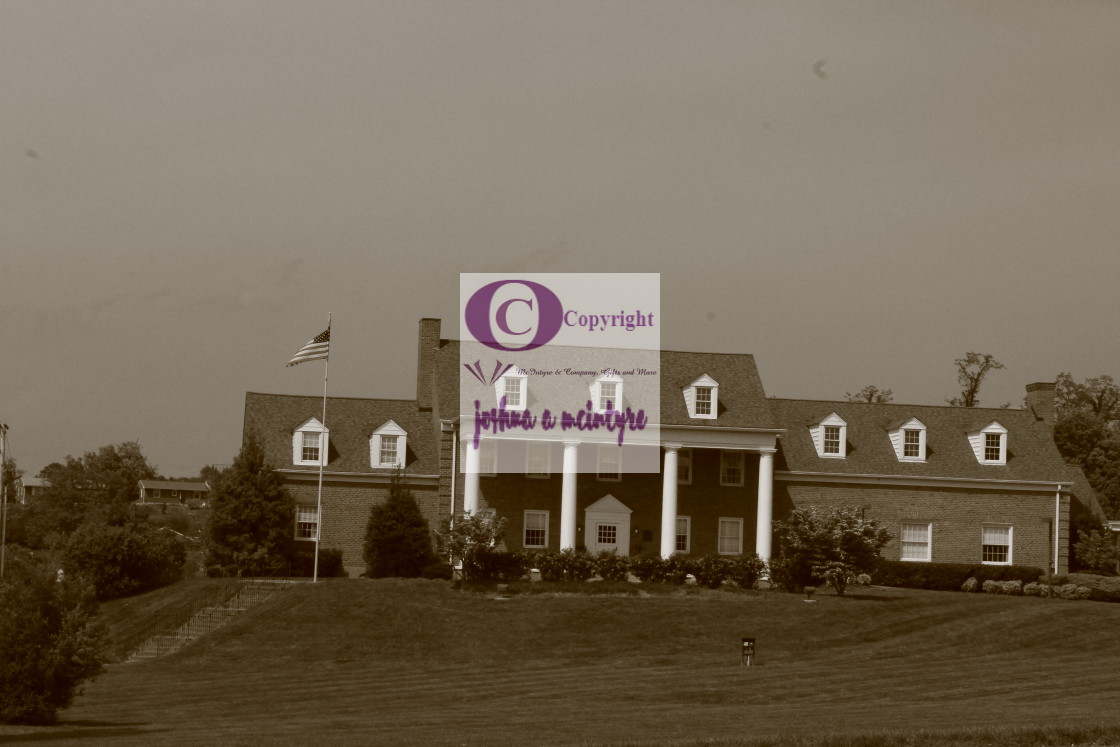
left=364, top=472, right=436, bottom=578
left=206, top=432, right=295, bottom=576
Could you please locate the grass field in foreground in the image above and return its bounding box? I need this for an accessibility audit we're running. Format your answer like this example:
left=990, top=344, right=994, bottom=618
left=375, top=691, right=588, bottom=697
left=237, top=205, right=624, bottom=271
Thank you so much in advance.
left=3, top=579, right=1120, bottom=746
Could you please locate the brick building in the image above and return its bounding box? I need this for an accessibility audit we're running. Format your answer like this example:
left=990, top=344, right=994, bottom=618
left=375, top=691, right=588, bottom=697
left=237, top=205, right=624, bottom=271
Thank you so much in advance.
left=243, top=318, right=1095, bottom=577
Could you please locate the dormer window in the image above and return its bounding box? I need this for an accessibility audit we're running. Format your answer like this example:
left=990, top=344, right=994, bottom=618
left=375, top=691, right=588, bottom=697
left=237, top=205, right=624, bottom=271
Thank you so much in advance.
left=889, top=418, right=927, bottom=462
left=496, top=371, right=527, bottom=412
left=684, top=375, right=719, bottom=420
left=968, top=421, right=1007, bottom=465
left=293, top=418, right=329, bottom=466
left=592, top=373, right=623, bottom=414
left=371, top=420, right=408, bottom=468
left=811, top=413, right=847, bottom=458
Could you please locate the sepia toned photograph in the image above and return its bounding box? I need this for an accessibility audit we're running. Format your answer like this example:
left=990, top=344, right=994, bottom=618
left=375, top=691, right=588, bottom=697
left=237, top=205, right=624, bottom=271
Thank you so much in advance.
left=3, top=2, right=1120, bottom=744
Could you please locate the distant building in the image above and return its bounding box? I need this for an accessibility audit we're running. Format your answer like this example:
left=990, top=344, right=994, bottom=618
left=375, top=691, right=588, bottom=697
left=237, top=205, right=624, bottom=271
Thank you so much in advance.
left=243, top=318, right=1099, bottom=578
left=137, top=479, right=210, bottom=506
left=14, top=475, right=49, bottom=504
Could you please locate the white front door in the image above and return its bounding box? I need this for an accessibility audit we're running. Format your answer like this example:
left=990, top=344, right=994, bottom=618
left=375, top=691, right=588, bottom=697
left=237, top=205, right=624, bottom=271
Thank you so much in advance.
left=584, top=494, right=632, bottom=555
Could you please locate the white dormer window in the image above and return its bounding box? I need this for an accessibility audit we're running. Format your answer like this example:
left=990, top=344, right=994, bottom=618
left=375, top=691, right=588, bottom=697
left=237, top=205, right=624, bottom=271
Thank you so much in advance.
left=592, top=373, right=623, bottom=414
left=293, top=418, right=329, bottom=466
left=810, top=413, right=847, bottom=458
left=889, top=418, right=927, bottom=462
left=684, top=374, right=719, bottom=419
left=496, top=371, right=527, bottom=412
left=370, top=420, right=408, bottom=468
left=968, top=421, right=1007, bottom=465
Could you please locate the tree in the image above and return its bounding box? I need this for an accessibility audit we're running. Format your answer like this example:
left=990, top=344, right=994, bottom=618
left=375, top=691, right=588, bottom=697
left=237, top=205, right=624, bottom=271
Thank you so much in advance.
left=845, top=385, right=893, bottom=404
left=206, top=432, right=295, bottom=576
left=772, top=506, right=891, bottom=595
left=39, top=441, right=157, bottom=505
left=61, top=522, right=187, bottom=600
left=946, top=352, right=1005, bottom=408
left=437, top=511, right=508, bottom=583
left=1056, top=372, right=1120, bottom=422
left=1054, top=410, right=1120, bottom=519
left=1073, top=525, right=1120, bottom=575
left=363, top=472, right=437, bottom=578
left=0, top=549, right=107, bottom=724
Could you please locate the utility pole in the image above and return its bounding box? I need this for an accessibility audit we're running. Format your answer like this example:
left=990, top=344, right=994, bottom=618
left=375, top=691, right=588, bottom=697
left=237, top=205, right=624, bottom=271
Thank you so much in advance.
left=0, top=423, right=8, bottom=579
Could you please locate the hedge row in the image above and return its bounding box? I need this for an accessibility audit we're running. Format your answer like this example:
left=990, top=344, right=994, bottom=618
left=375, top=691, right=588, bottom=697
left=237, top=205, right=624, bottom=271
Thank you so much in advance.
left=874, top=559, right=1045, bottom=592
left=451, top=549, right=768, bottom=588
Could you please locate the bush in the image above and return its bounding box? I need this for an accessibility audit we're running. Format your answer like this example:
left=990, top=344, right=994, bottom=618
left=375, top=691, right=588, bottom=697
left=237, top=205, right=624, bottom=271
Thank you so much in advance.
left=690, top=555, right=731, bottom=589
left=61, top=522, right=187, bottom=600
left=437, top=511, right=507, bottom=584
left=729, top=555, right=767, bottom=590
left=593, top=551, right=631, bottom=582
left=773, top=506, right=891, bottom=595
left=961, top=577, right=978, bottom=593
left=364, top=472, right=437, bottom=578
left=1060, top=573, right=1120, bottom=603
left=1055, top=583, right=1093, bottom=600
left=464, top=547, right=527, bottom=584
left=0, top=552, right=107, bottom=724
left=534, top=549, right=595, bottom=582
left=288, top=546, right=346, bottom=578
left=1023, top=582, right=1049, bottom=597
left=877, top=560, right=1044, bottom=592
left=421, top=562, right=453, bottom=580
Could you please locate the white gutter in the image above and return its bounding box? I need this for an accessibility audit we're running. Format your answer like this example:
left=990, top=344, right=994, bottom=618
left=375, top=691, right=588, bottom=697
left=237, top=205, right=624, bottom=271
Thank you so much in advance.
left=776, top=470, right=1072, bottom=494
left=1054, top=485, right=1061, bottom=575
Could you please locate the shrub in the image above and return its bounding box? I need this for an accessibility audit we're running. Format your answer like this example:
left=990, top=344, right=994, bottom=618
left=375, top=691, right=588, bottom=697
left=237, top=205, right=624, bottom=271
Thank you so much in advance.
left=690, top=555, right=731, bottom=589
left=61, top=522, right=187, bottom=600
left=876, top=560, right=1044, bottom=592
left=982, top=580, right=1000, bottom=594
left=534, top=549, right=595, bottom=582
left=999, top=580, right=1023, bottom=595
left=1023, top=582, right=1049, bottom=597
left=729, top=555, right=767, bottom=590
left=853, top=573, right=872, bottom=586
left=465, top=547, right=527, bottom=584
left=593, top=551, right=631, bottom=582
left=0, top=552, right=107, bottom=724
left=288, top=546, right=346, bottom=578
left=364, top=472, right=437, bottom=578
left=1061, top=573, right=1120, bottom=603
left=1055, top=584, right=1093, bottom=600
left=1073, top=526, right=1120, bottom=574
left=437, top=511, right=507, bottom=584
left=421, top=562, right=453, bottom=580
left=961, top=577, right=978, bottom=593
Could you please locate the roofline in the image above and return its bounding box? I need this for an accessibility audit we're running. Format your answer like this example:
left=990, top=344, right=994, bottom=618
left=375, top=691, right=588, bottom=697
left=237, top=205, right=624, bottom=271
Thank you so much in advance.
left=245, top=391, right=419, bottom=405
left=776, top=470, right=1072, bottom=493
left=770, top=397, right=1031, bottom=414
left=276, top=470, right=440, bottom=487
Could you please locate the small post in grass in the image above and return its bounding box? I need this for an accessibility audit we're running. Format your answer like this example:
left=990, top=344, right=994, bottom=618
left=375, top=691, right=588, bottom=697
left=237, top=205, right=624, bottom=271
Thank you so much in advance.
left=741, top=637, right=756, bottom=666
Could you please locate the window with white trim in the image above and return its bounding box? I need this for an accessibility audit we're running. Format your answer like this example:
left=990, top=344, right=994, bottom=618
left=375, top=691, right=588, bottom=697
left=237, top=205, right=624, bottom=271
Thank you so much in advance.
left=151, top=488, right=161, bottom=499
left=811, top=413, right=847, bottom=459
left=889, top=418, right=927, bottom=462
left=597, top=523, right=618, bottom=547
left=524, top=510, right=549, bottom=549
left=677, top=448, right=692, bottom=485
left=370, top=420, right=408, bottom=468
left=170, top=490, right=179, bottom=498
left=900, top=522, right=931, bottom=562
left=981, top=524, right=1012, bottom=564
left=592, top=373, right=624, bottom=414
left=720, top=451, right=744, bottom=487
left=293, top=418, right=329, bottom=466
left=684, top=375, right=719, bottom=420
left=597, top=445, right=621, bottom=481
left=526, top=442, right=551, bottom=478
left=296, top=505, right=318, bottom=540
left=496, top=371, right=527, bottom=412
left=675, top=516, right=691, bottom=553
left=968, top=421, right=1008, bottom=465
left=718, top=518, right=743, bottom=555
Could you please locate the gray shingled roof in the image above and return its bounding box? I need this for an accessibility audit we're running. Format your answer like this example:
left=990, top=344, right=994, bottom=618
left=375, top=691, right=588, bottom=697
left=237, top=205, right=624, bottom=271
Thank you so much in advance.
left=138, top=480, right=209, bottom=491
left=431, top=340, right=778, bottom=429
left=770, top=398, right=1081, bottom=483
left=243, top=392, right=439, bottom=475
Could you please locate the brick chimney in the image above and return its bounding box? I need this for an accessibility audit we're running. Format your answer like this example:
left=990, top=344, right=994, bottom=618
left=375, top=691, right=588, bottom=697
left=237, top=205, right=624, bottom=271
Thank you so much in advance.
left=416, top=318, right=441, bottom=411
left=1025, top=381, right=1056, bottom=423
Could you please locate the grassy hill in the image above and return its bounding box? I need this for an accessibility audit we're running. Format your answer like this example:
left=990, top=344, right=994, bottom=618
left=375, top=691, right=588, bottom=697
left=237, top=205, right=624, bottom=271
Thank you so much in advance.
left=4, top=580, right=1120, bottom=746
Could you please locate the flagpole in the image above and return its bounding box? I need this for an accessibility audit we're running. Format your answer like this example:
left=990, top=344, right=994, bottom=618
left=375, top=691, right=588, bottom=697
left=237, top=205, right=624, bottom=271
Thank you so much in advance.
left=314, top=313, right=331, bottom=584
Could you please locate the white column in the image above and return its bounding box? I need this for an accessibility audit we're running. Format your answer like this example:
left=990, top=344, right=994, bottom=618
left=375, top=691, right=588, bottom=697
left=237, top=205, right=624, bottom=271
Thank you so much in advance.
left=463, top=437, right=481, bottom=515
left=560, top=441, right=579, bottom=551
left=660, top=445, right=680, bottom=559
left=755, top=449, right=775, bottom=563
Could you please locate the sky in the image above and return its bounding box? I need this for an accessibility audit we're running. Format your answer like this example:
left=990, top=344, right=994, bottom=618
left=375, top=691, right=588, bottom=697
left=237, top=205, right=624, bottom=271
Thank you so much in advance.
left=3, top=1, right=1120, bottom=478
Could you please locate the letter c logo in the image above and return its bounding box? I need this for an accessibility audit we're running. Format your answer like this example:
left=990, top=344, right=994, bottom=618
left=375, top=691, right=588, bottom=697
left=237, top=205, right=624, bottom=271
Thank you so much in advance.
left=465, top=280, right=564, bottom=351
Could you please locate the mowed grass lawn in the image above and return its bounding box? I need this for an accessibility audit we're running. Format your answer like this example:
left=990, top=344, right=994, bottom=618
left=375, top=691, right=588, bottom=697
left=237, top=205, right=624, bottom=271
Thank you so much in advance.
left=4, top=579, right=1120, bottom=746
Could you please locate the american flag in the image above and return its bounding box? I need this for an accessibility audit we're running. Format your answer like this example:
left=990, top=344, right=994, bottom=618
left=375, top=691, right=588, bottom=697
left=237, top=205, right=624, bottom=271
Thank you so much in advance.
left=287, top=328, right=330, bottom=367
